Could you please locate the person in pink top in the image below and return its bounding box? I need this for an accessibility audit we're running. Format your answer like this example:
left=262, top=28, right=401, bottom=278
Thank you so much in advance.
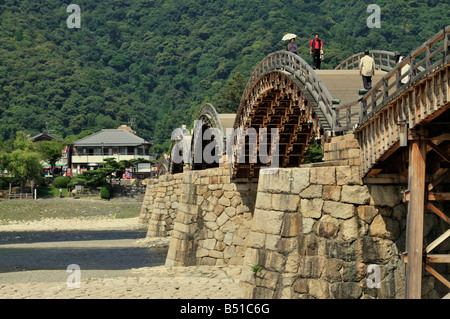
left=310, top=33, right=323, bottom=70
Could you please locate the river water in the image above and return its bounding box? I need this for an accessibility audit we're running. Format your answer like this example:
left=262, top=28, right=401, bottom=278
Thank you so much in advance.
left=0, top=229, right=168, bottom=284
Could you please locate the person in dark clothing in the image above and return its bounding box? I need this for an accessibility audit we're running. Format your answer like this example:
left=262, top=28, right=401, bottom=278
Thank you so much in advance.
left=310, top=33, right=323, bottom=70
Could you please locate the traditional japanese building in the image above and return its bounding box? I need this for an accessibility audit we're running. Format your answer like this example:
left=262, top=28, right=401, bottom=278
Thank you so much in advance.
left=70, top=127, right=154, bottom=176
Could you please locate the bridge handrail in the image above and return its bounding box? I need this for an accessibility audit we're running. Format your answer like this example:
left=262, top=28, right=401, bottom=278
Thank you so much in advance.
left=333, top=48, right=427, bottom=132
left=234, top=51, right=339, bottom=132
left=335, top=50, right=398, bottom=72
left=356, top=25, right=450, bottom=129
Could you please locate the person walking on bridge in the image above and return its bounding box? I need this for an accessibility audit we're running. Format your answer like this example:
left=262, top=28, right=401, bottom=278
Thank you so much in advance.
left=310, top=33, right=323, bottom=70
left=359, top=50, right=375, bottom=90
left=287, top=37, right=298, bottom=55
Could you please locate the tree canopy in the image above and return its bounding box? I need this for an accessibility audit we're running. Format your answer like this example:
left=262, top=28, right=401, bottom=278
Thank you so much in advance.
left=0, top=0, right=448, bottom=157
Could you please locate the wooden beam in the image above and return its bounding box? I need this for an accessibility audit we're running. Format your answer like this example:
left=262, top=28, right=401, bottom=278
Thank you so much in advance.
left=405, top=139, right=427, bottom=299
left=363, top=173, right=405, bottom=184
left=425, top=264, right=450, bottom=289
left=403, top=192, right=450, bottom=202
left=403, top=254, right=450, bottom=264
left=428, top=192, right=450, bottom=201
left=428, top=169, right=450, bottom=191
left=367, top=168, right=383, bottom=177
left=427, top=140, right=450, bottom=163
left=426, top=202, right=450, bottom=225
left=426, top=229, right=450, bottom=253
left=426, top=254, right=450, bottom=263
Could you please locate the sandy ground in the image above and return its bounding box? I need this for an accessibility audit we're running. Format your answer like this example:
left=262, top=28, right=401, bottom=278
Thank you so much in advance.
left=0, top=217, right=243, bottom=299
left=0, top=216, right=143, bottom=232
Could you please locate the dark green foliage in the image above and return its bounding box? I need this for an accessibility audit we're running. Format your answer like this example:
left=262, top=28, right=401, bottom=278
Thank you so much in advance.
left=100, top=183, right=112, bottom=200
left=70, top=158, right=144, bottom=189
left=76, top=170, right=107, bottom=188
left=0, top=0, right=447, bottom=158
left=67, top=177, right=85, bottom=190
left=0, top=177, right=19, bottom=189
left=214, top=72, right=246, bottom=113
left=52, top=176, right=71, bottom=188
left=35, top=139, right=65, bottom=172
left=305, top=139, right=324, bottom=164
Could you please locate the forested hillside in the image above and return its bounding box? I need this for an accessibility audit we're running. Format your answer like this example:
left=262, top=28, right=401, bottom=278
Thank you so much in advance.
left=0, top=0, right=448, bottom=155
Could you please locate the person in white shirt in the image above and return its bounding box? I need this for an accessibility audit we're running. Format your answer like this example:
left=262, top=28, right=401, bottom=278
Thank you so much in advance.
left=359, top=50, right=375, bottom=90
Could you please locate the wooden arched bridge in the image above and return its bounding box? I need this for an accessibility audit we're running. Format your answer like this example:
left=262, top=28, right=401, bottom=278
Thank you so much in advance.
left=167, top=26, right=450, bottom=298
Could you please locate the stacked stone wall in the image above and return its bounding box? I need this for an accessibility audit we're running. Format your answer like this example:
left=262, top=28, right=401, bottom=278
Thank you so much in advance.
left=138, top=178, right=158, bottom=226
left=138, top=173, right=184, bottom=236
left=239, top=165, right=410, bottom=299
left=165, top=165, right=257, bottom=267
left=323, top=133, right=361, bottom=166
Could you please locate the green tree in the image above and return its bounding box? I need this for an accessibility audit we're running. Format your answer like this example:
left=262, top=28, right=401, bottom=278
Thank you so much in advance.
left=2, top=131, right=42, bottom=192
left=75, top=158, right=133, bottom=187
left=0, top=138, right=10, bottom=172
left=5, top=149, right=42, bottom=192
left=305, top=139, right=324, bottom=164
left=213, top=72, right=246, bottom=113
left=35, top=139, right=65, bottom=176
left=99, top=157, right=131, bottom=184
left=13, top=131, right=34, bottom=151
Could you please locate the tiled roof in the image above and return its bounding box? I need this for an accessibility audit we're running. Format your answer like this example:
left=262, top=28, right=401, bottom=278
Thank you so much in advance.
left=73, top=129, right=151, bottom=147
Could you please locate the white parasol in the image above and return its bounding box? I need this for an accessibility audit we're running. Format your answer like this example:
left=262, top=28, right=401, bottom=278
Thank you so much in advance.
left=282, top=33, right=297, bottom=41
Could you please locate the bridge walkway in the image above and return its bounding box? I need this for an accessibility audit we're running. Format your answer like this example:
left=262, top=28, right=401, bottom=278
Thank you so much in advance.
left=315, top=69, right=387, bottom=129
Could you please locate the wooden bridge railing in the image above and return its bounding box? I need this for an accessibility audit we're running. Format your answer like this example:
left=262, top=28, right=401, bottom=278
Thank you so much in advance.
left=354, top=25, right=450, bottom=178
left=333, top=27, right=450, bottom=133
left=333, top=50, right=398, bottom=132
left=358, top=26, right=450, bottom=128
left=234, top=51, right=339, bottom=133
left=335, top=50, right=398, bottom=72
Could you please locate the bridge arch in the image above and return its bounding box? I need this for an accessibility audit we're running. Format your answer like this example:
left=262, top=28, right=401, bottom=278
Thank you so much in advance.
left=190, top=103, right=224, bottom=171
left=231, top=51, right=338, bottom=180
left=188, top=103, right=237, bottom=171
left=169, top=103, right=236, bottom=174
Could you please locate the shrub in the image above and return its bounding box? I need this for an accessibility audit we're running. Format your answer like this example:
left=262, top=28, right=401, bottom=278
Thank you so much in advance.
left=100, top=183, right=112, bottom=200
left=0, top=177, right=21, bottom=189
left=67, top=178, right=85, bottom=190
left=53, top=176, right=71, bottom=188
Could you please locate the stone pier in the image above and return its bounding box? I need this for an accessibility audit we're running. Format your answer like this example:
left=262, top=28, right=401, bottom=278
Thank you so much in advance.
left=139, top=134, right=448, bottom=299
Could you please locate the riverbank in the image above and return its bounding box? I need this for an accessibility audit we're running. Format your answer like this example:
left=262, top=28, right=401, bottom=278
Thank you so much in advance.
left=0, top=203, right=243, bottom=299
left=0, top=198, right=142, bottom=223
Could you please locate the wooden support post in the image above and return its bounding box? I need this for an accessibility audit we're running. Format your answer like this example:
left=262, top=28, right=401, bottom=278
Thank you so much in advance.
left=398, top=121, right=408, bottom=147
left=405, top=139, right=427, bottom=299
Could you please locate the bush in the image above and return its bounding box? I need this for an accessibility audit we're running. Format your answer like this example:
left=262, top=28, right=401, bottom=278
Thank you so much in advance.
left=0, top=177, right=21, bottom=189
left=100, top=183, right=112, bottom=200
left=67, top=178, right=85, bottom=190
left=52, top=176, right=71, bottom=188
